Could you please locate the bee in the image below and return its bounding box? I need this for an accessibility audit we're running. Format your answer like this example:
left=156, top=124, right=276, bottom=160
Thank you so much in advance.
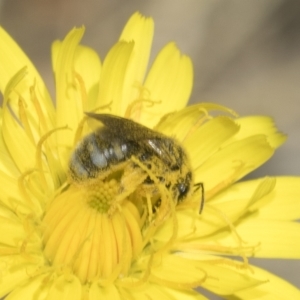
left=69, top=113, right=194, bottom=209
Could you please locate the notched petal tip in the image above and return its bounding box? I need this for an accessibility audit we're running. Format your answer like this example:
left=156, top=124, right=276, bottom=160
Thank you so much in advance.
left=120, top=12, right=154, bottom=41
left=140, top=42, right=193, bottom=127
left=235, top=116, right=287, bottom=149
left=118, top=12, right=154, bottom=116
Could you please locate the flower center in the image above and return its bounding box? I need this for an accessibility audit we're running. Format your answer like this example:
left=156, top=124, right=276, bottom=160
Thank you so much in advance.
left=86, top=179, right=118, bottom=213
left=42, top=178, right=144, bottom=284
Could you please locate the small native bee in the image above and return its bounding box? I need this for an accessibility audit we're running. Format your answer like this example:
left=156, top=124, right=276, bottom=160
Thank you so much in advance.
left=69, top=113, right=194, bottom=208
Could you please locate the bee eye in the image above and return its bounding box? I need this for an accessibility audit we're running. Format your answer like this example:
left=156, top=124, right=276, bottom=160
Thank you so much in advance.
left=177, top=182, right=189, bottom=201
left=178, top=183, right=187, bottom=193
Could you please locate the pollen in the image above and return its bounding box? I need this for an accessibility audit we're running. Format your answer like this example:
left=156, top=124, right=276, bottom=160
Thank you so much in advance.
left=87, top=179, right=119, bottom=213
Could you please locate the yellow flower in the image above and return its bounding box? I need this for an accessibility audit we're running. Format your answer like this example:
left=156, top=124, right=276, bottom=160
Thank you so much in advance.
left=0, top=12, right=299, bottom=299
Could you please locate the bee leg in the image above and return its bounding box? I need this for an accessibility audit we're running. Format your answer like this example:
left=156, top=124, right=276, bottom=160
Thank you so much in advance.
left=108, top=162, right=148, bottom=216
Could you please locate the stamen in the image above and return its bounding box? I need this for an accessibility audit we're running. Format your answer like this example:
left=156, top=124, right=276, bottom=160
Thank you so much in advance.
left=73, top=115, right=88, bottom=146
left=92, top=101, right=113, bottom=113
left=30, top=83, right=49, bottom=134
left=73, top=102, right=113, bottom=146
left=73, top=71, right=88, bottom=105
left=181, top=108, right=211, bottom=142
left=18, top=97, right=35, bottom=144
left=133, top=82, right=151, bottom=98
left=208, top=258, right=253, bottom=273
left=124, top=83, right=161, bottom=120
left=150, top=270, right=207, bottom=290
left=19, top=232, right=35, bottom=261
left=73, top=71, right=112, bottom=114
left=200, top=103, right=238, bottom=117
left=112, top=212, right=132, bottom=277
left=204, top=161, right=246, bottom=201
left=125, top=98, right=161, bottom=120
left=18, top=170, right=35, bottom=206
left=130, top=156, right=178, bottom=254
left=3, top=66, right=27, bottom=101
left=176, top=242, right=258, bottom=258
left=35, top=126, right=69, bottom=188
left=203, top=204, right=253, bottom=267
left=117, top=255, right=154, bottom=288
left=26, top=170, right=51, bottom=206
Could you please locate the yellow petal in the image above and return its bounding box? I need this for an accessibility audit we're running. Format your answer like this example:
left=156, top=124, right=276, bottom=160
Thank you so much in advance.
left=199, top=261, right=262, bottom=296
left=233, top=265, right=300, bottom=299
left=232, top=116, right=286, bottom=149
left=140, top=42, right=193, bottom=127
left=210, top=177, right=276, bottom=213
left=53, top=41, right=100, bottom=111
left=168, top=289, right=209, bottom=300
left=0, top=27, right=55, bottom=126
left=89, top=284, right=122, bottom=300
left=47, top=275, right=82, bottom=300
left=73, top=45, right=101, bottom=112
left=209, top=214, right=300, bottom=258
left=0, top=111, right=20, bottom=177
left=195, top=135, right=274, bottom=196
left=155, top=103, right=211, bottom=139
left=0, top=171, right=29, bottom=212
left=196, top=102, right=238, bottom=116
left=203, top=178, right=276, bottom=236
left=2, top=94, right=36, bottom=172
left=155, top=179, right=275, bottom=241
left=5, top=274, right=50, bottom=300
left=150, top=254, right=208, bottom=289
left=122, top=284, right=207, bottom=300
left=0, top=209, right=25, bottom=247
left=154, top=103, right=238, bottom=144
left=153, top=254, right=263, bottom=296
left=96, top=41, right=134, bottom=115
left=0, top=257, right=37, bottom=298
left=53, top=27, right=85, bottom=149
left=155, top=206, right=236, bottom=242
left=119, top=12, right=154, bottom=113
left=186, top=116, right=239, bottom=168
left=234, top=219, right=300, bottom=258
left=258, top=177, right=300, bottom=221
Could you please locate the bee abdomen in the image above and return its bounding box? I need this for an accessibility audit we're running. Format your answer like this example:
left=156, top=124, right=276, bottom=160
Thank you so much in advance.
left=69, top=133, right=130, bottom=180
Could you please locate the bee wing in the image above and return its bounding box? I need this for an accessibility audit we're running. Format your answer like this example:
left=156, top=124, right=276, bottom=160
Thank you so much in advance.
left=145, top=138, right=180, bottom=169
left=85, top=112, right=160, bottom=140
left=146, top=139, right=164, bottom=156
left=85, top=113, right=123, bottom=138
left=85, top=113, right=179, bottom=167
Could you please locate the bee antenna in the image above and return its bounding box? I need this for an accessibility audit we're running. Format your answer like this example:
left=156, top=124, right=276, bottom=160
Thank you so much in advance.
left=194, top=182, right=204, bottom=214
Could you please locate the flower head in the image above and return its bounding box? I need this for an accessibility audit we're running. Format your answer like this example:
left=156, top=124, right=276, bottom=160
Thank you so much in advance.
left=0, top=12, right=300, bottom=299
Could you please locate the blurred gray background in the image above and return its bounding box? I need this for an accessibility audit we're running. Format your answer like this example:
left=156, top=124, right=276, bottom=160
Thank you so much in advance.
left=0, top=0, right=299, bottom=298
